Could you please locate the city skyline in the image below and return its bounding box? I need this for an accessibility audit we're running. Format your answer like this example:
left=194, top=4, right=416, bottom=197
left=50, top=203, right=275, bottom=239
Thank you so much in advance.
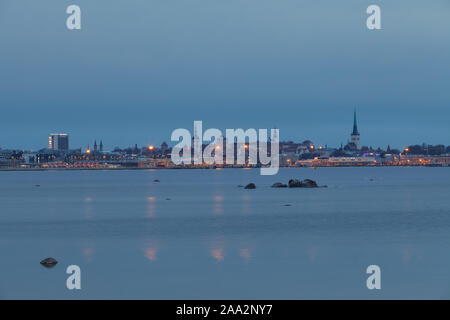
left=0, top=114, right=448, bottom=152
left=1, top=108, right=448, bottom=152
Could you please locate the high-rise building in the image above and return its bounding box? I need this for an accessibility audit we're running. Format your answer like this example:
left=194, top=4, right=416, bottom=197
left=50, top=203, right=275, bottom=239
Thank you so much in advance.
left=48, top=134, right=69, bottom=151
left=350, top=110, right=360, bottom=150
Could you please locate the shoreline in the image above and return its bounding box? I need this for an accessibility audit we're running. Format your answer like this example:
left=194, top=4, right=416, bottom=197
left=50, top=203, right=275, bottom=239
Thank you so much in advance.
left=0, top=165, right=448, bottom=172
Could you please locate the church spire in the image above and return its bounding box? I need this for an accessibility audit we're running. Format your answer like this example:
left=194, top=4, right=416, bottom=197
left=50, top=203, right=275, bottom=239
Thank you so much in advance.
left=352, top=109, right=359, bottom=136
left=349, top=109, right=361, bottom=150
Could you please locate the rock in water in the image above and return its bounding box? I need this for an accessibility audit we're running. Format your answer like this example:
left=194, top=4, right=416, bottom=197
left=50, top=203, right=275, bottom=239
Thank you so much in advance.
left=288, top=179, right=302, bottom=188
left=153, top=179, right=160, bottom=182
left=244, top=183, right=256, bottom=189
left=288, top=179, right=319, bottom=188
left=302, top=179, right=318, bottom=188
left=40, top=257, right=58, bottom=268
left=271, top=182, right=287, bottom=188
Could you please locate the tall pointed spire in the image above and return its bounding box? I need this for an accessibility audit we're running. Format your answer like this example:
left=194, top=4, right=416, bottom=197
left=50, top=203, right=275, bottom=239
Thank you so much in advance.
left=349, top=109, right=361, bottom=150
left=352, top=109, right=359, bottom=135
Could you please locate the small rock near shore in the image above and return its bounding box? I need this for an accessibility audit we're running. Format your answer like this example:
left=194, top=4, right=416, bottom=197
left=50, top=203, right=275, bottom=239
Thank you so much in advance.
left=40, top=257, right=58, bottom=268
left=244, top=183, right=256, bottom=189
left=271, top=182, right=287, bottom=188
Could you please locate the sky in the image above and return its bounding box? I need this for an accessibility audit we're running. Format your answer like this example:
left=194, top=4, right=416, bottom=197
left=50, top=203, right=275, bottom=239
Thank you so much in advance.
left=0, top=0, right=449, bottom=150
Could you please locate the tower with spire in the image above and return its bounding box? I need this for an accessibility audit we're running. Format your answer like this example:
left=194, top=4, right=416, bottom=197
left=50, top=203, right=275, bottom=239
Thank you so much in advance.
left=350, top=109, right=360, bottom=150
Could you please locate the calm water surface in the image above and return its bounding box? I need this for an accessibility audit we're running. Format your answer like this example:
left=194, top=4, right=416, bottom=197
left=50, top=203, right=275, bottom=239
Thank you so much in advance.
left=0, top=167, right=449, bottom=299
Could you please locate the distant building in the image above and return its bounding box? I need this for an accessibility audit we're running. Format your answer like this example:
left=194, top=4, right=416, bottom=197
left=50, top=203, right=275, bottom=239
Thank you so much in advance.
left=350, top=110, right=360, bottom=150
left=48, top=133, right=69, bottom=151
left=22, top=152, right=36, bottom=164
left=161, top=142, right=168, bottom=154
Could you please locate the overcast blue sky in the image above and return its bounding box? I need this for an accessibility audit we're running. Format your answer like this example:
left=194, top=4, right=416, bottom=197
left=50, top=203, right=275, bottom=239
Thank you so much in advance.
left=0, top=0, right=449, bottom=150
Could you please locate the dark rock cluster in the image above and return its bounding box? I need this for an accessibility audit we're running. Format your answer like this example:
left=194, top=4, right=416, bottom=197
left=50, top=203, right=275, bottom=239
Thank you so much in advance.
left=40, top=257, right=58, bottom=268
left=288, top=179, right=318, bottom=188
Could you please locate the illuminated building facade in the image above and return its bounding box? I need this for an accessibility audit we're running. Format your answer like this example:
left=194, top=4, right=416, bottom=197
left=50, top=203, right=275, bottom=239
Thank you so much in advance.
left=48, top=133, right=69, bottom=151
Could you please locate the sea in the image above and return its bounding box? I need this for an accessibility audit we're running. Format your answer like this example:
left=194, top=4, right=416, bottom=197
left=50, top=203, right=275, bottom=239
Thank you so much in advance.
left=0, top=167, right=449, bottom=299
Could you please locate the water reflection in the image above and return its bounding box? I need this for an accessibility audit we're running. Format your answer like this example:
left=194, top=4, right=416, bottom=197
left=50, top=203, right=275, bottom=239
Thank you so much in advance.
left=145, top=248, right=158, bottom=261
left=241, top=195, right=251, bottom=215
left=401, top=246, right=412, bottom=263
left=83, top=247, right=95, bottom=263
left=214, top=195, right=224, bottom=216
left=239, top=248, right=252, bottom=261
left=211, top=248, right=224, bottom=262
left=143, top=239, right=159, bottom=261
left=210, top=239, right=225, bottom=262
left=84, top=196, right=93, bottom=220
left=146, top=196, right=156, bottom=218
